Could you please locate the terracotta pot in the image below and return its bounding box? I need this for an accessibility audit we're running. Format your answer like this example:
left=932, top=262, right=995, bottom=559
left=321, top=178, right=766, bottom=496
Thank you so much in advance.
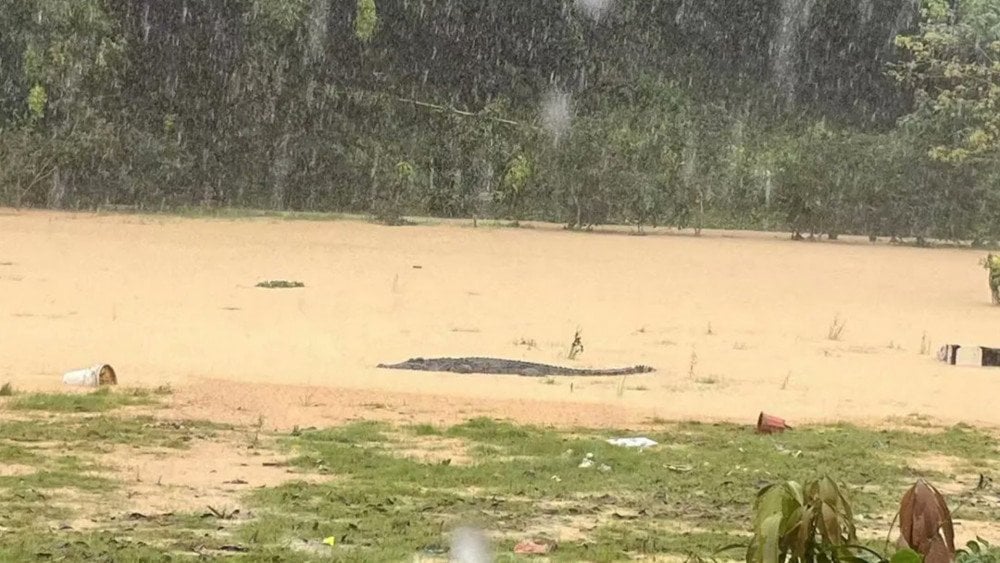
left=757, top=412, right=790, bottom=434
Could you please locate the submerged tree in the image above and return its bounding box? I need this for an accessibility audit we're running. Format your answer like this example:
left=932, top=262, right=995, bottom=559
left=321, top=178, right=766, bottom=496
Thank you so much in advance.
left=893, top=0, right=1000, bottom=163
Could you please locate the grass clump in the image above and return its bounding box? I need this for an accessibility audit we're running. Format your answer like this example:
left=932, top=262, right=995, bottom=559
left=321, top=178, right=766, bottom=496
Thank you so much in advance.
left=7, top=387, right=157, bottom=413
left=0, top=415, right=228, bottom=450
left=828, top=314, right=847, bottom=340
left=255, top=280, right=305, bottom=289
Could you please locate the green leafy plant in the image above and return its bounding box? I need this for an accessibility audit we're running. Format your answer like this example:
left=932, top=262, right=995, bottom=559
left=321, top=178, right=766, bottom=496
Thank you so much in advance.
left=745, top=476, right=857, bottom=563
left=355, top=0, right=378, bottom=42
left=720, top=477, right=968, bottom=563
left=957, top=538, right=999, bottom=563
left=27, top=85, right=47, bottom=121
left=980, top=254, right=1000, bottom=305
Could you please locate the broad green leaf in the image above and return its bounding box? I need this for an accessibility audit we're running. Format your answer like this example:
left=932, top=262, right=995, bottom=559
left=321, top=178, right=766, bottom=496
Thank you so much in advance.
left=754, top=513, right=783, bottom=563
left=891, top=548, right=924, bottom=563
left=820, top=502, right=842, bottom=544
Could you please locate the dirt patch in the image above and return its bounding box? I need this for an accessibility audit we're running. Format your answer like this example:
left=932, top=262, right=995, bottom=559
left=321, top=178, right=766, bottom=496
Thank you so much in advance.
left=955, top=519, right=1000, bottom=542
left=907, top=454, right=965, bottom=480
left=0, top=464, right=37, bottom=477
left=101, top=438, right=328, bottom=515
left=131, top=379, right=672, bottom=432
left=391, top=435, right=473, bottom=466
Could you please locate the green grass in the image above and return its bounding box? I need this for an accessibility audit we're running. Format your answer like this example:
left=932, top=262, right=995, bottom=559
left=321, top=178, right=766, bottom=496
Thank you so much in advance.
left=6, top=387, right=162, bottom=413
left=238, top=418, right=1000, bottom=561
left=0, top=415, right=229, bottom=450
left=0, top=412, right=995, bottom=561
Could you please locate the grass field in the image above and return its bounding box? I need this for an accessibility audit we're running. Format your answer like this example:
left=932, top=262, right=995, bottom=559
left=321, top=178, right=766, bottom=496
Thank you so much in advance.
left=0, top=387, right=998, bottom=561
left=1, top=209, right=1000, bottom=560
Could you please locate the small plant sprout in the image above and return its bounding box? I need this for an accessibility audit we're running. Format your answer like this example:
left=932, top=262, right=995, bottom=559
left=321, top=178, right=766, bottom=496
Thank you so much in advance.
left=827, top=314, right=846, bottom=341
left=780, top=371, right=792, bottom=390
left=920, top=332, right=931, bottom=355
left=567, top=328, right=584, bottom=360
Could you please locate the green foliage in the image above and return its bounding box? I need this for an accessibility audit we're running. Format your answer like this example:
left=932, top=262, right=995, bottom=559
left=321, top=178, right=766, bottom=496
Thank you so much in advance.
left=495, top=152, right=533, bottom=221
left=746, top=477, right=857, bottom=563
left=893, top=0, right=1000, bottom=163
left=26, top=85, right=46, bottom=121
left=958, top=538, right=1000, bottom=563
left=7, top=387, right=158, bottom=413
left=355, top=0, right=378, bottom=42
left=252, top=0, right=310, bottom=33
left=980, top=254, right=1000, bottom=303
left=0, top=0, right=998, bottom=243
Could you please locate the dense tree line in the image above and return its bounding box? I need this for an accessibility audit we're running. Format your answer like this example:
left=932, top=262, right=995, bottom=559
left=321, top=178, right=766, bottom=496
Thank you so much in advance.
left=0, top=0, right=998, bottom=243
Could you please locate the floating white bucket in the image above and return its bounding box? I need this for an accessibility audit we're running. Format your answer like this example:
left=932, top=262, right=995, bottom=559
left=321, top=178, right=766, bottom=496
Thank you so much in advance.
left=62, top=364, right=117, bottom=387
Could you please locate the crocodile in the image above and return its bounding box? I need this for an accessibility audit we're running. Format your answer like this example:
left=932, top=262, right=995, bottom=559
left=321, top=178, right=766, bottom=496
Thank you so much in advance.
left=376, top=357, right=655, bottom=377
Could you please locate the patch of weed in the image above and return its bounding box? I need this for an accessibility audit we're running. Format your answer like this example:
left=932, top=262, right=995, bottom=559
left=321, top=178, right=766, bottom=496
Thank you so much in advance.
left=828, top=314, right=847, bottom=340
left=0, top=530, right=195, bottom=562
left=0, top=415, right=228, bottom=450
left=295, top=420, right=388, bottom=445
left=256, top=280, right=305, bottom=289
left=7, top=388, right=157, bottom=413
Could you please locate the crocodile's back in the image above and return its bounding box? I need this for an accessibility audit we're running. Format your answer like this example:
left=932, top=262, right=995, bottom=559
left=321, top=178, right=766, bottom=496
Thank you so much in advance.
left=377, top=357, right=654, bottom=377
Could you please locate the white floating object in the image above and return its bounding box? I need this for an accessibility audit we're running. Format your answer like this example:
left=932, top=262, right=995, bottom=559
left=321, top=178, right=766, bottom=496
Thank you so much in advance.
left=606, top=437, right=658, bottom=448
left=62, top=364, right=117, bottom=387
left=938, top=345, right=1000, bottom=367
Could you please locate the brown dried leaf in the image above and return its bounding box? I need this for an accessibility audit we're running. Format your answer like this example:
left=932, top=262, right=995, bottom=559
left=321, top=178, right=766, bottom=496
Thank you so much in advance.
left=926, top=536, right=953, bottom=563
left=898, top=480, right=954, bottom=563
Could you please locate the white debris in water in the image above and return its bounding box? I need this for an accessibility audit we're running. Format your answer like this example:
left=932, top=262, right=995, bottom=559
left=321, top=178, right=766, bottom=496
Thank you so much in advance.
left=540, top=89, right=572, bottom=145
left=574, top=0, right=613, bottom=22
left=450, top=526, right=492, bottom=563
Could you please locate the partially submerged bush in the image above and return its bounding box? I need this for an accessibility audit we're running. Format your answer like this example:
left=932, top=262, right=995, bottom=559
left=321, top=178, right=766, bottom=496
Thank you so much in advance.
left=981, top=254, right=1000, bottom=305
left=717, top=477, right=963, bottom=563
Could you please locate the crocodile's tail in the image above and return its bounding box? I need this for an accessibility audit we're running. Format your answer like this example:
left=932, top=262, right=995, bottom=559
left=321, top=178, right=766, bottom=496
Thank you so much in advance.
left=555, top=365, right=655, bottom=376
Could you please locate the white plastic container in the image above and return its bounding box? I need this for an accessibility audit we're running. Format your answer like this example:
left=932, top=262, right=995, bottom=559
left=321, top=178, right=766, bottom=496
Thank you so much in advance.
left=62, top=364, right=117, bottom=387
